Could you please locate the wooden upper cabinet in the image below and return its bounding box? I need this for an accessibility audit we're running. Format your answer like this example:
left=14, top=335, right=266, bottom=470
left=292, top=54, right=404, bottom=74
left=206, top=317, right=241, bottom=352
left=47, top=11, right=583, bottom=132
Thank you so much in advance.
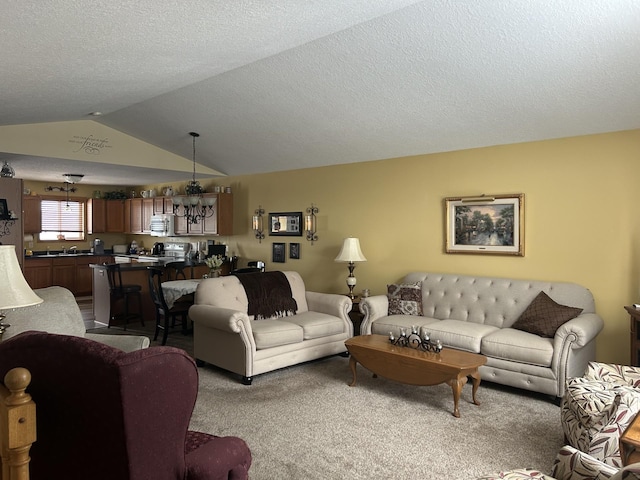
left=105, top=200, right=125, bottom=233
left=23, top=195, right=41, bottom=234
left=88, top=199, right=125, bottom=234
left=87, top=198, right=106, bottom=234
left=142, top=198, right=154, bottom=233
left=171, top=193, right=232, bottom=236
left=128, top=198, right=143, bottom=234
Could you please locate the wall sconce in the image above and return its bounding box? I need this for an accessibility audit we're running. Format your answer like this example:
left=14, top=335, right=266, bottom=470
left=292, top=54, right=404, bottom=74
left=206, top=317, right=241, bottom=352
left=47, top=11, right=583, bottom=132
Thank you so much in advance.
left=252, top=205, right=265, bottom=243
left=305, top=204, right=318, bottom=245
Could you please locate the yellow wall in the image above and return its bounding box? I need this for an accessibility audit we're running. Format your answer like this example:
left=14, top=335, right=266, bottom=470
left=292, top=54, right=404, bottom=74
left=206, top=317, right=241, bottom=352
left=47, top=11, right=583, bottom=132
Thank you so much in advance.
left=23, top=129, right=640, bottom=363
left=150, top=129, right=637, bottom=365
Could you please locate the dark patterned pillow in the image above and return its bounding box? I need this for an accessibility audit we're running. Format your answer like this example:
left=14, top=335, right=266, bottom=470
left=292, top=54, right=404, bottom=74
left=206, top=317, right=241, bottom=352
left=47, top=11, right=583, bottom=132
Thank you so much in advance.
left=512, top=291, right=583, bottom=338
left=387, top=282, right=423, bottom=316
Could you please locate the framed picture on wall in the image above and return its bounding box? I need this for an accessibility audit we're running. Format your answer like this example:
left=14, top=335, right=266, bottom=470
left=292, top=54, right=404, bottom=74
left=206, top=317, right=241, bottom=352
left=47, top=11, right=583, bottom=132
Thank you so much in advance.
left=444, top=193, right=524, bottom=256
left=268, top=212, right=303, bottom=236
left=289, top=243, right=300, bottom=259
left=272, top=242, right=286, bottom=263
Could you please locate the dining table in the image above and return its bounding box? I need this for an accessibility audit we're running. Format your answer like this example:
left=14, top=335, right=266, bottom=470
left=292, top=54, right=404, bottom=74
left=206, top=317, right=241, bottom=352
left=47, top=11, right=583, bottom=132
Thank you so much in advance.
left=161, top=279, right=202, bottom=309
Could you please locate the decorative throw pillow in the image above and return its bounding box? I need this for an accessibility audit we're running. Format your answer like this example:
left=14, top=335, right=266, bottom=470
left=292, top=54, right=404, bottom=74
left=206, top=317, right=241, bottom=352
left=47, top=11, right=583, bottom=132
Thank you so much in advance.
left=512, top=291, right=583, bottom=338
left=387, top=282, right=423, bottom=316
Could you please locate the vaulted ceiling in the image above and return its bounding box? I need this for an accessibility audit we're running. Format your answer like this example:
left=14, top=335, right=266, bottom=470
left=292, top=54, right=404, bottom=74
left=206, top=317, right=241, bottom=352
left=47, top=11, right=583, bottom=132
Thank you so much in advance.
left=2, top=1, right=639, bottom=185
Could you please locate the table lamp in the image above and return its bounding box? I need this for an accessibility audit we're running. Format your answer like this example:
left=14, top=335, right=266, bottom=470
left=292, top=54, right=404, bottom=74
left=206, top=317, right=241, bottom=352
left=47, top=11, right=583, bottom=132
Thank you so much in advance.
left=0, top=245, right=43, bottom=336
left=334, top=237, right=367, bottom=299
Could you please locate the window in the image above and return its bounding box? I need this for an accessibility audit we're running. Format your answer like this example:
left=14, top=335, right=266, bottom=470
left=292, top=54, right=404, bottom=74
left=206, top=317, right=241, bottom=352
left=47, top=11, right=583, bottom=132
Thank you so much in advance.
left=40, top=198, right=86, bottom=241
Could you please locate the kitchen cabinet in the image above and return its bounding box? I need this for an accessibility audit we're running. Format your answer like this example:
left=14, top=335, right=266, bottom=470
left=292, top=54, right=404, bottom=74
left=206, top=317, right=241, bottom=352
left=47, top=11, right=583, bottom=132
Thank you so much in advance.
left=52, top=257, right=76, bottom=292
left=24, top=255, right=110, bottom=295
left=23, top=195, right=41, bottom=234
left=142, top=198, right=153, bottom=233
left=75, top=256, right=95, bottom=296
left=126, top=198, right=143, bottom=234
left=23, top=258, right=52, bottom=289
left=173, top=193, right=233, bottom=236
left=87, top=199, right=125, bottom=234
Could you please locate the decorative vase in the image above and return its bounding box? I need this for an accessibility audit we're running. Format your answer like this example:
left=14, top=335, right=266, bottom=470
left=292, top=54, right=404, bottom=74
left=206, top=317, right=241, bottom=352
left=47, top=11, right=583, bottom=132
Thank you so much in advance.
left=209, top=269, right=220, bottom=278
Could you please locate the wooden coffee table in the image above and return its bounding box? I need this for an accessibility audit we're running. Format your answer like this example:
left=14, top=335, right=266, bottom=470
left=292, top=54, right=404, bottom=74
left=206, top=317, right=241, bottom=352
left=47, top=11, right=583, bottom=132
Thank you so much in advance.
left=345, top=334, right=487, bottom=417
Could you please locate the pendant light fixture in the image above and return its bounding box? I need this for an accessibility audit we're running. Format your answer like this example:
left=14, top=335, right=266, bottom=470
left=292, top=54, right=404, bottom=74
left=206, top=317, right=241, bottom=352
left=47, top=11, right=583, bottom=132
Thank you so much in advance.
left=46, top=174, right=84, bottom=209
left=172, top=132, right=216, bottom=225
left=0, top=161, right=15, bottom=178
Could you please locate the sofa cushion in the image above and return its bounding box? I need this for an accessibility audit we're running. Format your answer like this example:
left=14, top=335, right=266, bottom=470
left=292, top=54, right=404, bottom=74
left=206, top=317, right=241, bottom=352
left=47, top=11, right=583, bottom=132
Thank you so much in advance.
left=427, top=319, right=499, bottom=353
left=387, top=282, right=423, bottom=316
left=371, top=315, right=440, bottom=337
left=281, top=311, right=345, bottom=340
left=481, top=329, right=554, bottom=367
left=251, top=319, right=304, bottom=349
left=512, top=291, right=583, bottom=338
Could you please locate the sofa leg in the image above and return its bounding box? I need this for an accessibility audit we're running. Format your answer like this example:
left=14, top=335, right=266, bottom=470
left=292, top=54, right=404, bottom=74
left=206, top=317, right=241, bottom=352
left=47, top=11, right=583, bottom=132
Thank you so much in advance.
left=242, top=376, right=252, bottom=385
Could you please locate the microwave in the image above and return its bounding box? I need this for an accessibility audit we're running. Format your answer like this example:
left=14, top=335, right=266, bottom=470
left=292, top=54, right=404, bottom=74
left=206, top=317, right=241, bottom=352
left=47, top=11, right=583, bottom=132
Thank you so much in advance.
left=149, top=214, right=176, bottom=237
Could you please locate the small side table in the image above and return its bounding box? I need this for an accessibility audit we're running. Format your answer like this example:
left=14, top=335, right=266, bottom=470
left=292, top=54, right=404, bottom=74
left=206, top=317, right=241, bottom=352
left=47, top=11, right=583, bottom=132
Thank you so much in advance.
left=348, top=295, right=364, bottom=336
left=620, top=412, right=640, bottom=466
left=624, top=306, right=640, bottom=366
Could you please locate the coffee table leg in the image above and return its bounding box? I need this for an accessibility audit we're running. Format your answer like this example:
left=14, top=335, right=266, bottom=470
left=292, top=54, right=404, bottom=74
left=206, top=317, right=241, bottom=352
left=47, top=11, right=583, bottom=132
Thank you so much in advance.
left=470, top=370, right=482, bottom=406
left=447, top=375, right=468, bottom=418
left=348, top=355, right=358, bottom=387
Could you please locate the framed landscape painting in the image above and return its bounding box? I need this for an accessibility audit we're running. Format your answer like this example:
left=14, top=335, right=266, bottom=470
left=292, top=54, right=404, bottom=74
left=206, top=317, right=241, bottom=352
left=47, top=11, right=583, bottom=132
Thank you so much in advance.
left=445, top=193, right=524, bottom=256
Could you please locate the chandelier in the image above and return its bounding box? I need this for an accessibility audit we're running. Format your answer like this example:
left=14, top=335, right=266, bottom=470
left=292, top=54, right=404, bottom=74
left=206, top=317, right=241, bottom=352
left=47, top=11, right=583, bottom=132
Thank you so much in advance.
left=172, top=132, right=216, bottom=224
left=46, top=174, right=84, bottom=209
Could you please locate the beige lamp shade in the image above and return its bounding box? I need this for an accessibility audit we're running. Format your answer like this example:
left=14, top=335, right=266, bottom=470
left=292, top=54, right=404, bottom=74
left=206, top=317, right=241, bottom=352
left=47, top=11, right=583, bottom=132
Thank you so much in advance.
left=0, top=245, right=43, bottom=309
left=334, top=237, right=367, bottom=263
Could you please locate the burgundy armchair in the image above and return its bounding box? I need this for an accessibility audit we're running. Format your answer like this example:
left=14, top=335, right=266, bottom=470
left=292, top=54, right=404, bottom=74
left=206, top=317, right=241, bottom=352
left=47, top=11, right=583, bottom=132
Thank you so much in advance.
left=0, top=331, right=251, bottom=480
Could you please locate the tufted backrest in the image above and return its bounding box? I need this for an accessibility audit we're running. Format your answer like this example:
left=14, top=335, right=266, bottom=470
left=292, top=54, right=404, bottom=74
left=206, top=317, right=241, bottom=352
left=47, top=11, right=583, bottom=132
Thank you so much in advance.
left=194, top=271, right=309, bottom=315
left=403, top=272, right=596, bottom=328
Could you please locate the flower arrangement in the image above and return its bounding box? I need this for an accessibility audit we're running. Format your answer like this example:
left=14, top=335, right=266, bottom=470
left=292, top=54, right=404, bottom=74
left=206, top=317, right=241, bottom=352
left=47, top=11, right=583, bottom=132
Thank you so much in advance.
left=204, top=255, right=224, bottom=271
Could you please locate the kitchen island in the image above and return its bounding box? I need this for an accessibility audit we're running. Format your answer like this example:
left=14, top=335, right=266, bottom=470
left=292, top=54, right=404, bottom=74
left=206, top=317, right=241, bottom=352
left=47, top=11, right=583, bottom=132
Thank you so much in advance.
left=90, top=259, right=230, bottom=327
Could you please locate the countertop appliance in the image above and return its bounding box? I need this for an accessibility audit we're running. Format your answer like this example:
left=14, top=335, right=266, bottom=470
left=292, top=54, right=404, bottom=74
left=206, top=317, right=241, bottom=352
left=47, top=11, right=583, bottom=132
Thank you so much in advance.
left=152, top=242, right=164, bottom=256
left=163, top=242, right=190, bottom=260
left=93, top=238, right=104, bottom=255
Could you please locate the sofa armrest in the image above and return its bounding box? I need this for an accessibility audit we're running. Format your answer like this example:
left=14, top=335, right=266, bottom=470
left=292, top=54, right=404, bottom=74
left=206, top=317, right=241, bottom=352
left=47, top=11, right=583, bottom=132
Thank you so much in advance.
left=359, top=295, right=389, bottom=335
left=554, top=313, right=604, bottom=349
left=85, top=333, right=150, bottom=352
left=189, top=305, right=252, bottom=334
left=305, top=291, right=352, bottom=322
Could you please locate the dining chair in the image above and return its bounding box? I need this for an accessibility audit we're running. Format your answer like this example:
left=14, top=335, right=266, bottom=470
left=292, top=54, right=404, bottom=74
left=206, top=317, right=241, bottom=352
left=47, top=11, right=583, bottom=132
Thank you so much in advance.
left=164, top=260, right=190, bottom=280
left=104, top=263, right=143, bottom=330
left=147, top=267, right=191, bottom=345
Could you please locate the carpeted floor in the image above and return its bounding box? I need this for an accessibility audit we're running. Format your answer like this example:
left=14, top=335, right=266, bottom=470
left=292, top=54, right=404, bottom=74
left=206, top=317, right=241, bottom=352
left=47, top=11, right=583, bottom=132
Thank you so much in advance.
left=191, top=356, right=564, bottom=480
left=81, top=298, right=564, bottom=479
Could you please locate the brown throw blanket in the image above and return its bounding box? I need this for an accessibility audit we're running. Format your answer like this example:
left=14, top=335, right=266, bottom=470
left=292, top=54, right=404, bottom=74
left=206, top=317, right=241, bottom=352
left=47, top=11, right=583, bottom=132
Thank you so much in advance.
left=234, top=271, right=298, bottom=319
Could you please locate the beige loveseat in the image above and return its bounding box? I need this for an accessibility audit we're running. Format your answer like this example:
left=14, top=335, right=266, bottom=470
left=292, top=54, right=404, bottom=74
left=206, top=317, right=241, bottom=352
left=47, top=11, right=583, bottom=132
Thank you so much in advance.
left=189, top=271, right=353, bottom=384
left=2, top=286, right=150, bottom=352
left=360, top=272, right=604, bottom=398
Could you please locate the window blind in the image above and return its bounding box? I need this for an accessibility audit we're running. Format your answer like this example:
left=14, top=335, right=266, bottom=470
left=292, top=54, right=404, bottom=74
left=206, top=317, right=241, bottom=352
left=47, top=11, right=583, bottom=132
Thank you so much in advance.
left=40, top=199, right=85, bottom=241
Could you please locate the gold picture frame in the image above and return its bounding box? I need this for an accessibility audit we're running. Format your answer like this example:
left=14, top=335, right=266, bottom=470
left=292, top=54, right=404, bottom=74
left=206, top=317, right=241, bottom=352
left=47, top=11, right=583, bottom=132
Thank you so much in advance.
left=444, top=193, right=524, bottom=256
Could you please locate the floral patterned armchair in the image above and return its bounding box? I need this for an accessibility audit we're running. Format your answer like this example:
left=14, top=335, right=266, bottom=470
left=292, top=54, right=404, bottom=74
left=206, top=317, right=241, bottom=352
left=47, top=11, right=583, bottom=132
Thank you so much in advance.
left=561, top=362, right=640, bottom=468
left=477, top=445, right=640, bottom=480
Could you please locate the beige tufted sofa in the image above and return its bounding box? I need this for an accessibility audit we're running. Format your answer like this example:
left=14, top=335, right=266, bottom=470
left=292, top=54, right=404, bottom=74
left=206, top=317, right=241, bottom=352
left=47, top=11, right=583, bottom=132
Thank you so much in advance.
left=189, top=271, right=353, bottom=384
left=360, top=272, right=604, bottom=398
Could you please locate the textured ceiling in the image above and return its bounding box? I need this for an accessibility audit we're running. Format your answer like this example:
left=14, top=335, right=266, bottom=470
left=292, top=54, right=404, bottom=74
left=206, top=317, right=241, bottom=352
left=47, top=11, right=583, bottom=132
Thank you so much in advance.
left=1, top=0, right=639, bottom=185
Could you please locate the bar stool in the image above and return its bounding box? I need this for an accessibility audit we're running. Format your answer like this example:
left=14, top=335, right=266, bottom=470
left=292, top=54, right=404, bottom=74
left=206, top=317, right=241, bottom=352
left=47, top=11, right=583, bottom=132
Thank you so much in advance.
left=104, top=263, right=144, bottom=329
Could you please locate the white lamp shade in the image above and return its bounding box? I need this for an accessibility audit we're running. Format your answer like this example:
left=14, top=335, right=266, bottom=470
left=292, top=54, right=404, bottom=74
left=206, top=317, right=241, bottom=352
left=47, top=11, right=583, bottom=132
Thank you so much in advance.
left=0, top=245, right=43, bottom=309
left=334, top=237, right=367, bottom=263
